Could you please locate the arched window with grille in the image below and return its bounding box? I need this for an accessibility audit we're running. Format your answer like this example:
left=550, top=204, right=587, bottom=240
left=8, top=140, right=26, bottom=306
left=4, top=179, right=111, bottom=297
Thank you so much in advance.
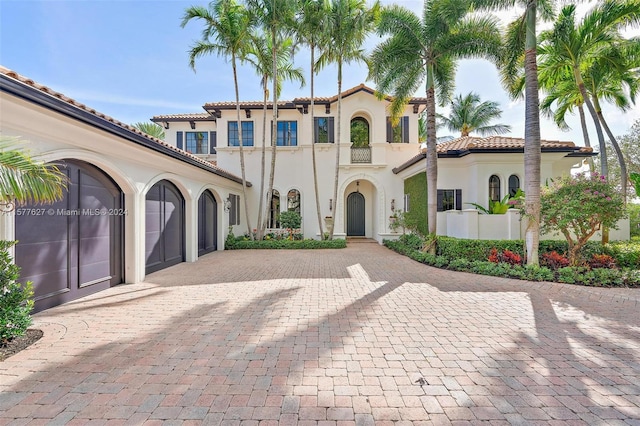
left=508, top=175, right=520, bottom=196
left=489, top=175, right=501, bottom=202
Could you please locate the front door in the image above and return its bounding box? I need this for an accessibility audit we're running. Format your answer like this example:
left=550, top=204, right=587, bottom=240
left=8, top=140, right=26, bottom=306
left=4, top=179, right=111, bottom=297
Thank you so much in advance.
left=346, top=191, right=365, bottom=236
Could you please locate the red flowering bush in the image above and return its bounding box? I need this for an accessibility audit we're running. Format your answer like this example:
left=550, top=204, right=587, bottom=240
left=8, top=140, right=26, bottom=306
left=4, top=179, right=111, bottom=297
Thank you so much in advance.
left=488, top=248, right=522, bottom=266
left=588, top=254, right=617, bottom=269
left=541, top=251, right=570, bottom=270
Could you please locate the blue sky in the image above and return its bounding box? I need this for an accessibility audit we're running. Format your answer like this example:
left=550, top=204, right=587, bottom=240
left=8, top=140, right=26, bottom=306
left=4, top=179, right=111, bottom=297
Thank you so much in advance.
left=1, top=0, right=638, bottom=145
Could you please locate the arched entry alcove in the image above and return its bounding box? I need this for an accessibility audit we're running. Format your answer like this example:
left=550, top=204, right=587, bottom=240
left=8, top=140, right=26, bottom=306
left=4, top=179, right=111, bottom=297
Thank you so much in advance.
left=346, top=191, right=366, bottom=236
left=145, top=180, right=185, bottom=274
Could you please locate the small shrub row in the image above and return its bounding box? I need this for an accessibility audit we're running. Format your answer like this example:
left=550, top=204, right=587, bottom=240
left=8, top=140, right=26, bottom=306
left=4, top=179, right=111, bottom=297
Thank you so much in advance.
left=226, top=238, right=346, bottom=250
left=384, top=239, right=640, bottom=288
left=1, top=241, right=34, bottom=344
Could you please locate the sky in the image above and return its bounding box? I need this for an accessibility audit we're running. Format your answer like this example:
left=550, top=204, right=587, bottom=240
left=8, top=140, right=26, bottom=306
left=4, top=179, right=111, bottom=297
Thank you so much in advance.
left=1, top=0, right=638, bottom=146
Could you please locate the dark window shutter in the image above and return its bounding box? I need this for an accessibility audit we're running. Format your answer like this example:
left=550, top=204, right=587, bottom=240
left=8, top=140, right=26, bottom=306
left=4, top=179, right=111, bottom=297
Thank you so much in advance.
left=314, top=118, right=319, bottom=143
left=402, top=116, right=410, bottom=143
left=271, top=120, right=274, bottom=146
left=177, top=131, right=183, bottom=150
left=235, top=195, right=240, bottom=225
left=328, top=117, right=335, bottom=143
left=455, top=189, right=462, bottom=210
left=437, top=189, right=444, bottom=212
left=210, top=131, right=217, bottom=154
left=386, top=117, right=392, bottom=143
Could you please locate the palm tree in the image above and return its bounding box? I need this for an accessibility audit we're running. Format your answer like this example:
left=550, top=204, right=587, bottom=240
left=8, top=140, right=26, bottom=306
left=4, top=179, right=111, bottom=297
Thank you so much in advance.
left=437, top=92, right=511, bottom=137
left=471, top=0, right=557, bottom=266
left=318, top=0, right=380, bottom=239
left=0, top=137, right=67, bottom=208
left=295, top=0, right=329, bottom=238
left=132, top=122, right=165, bottom=140
left=369, top=0, right=500, bottom=247
left=182, top=0, right=254, bottom=238
left=538, top=1, right=640, bottom=201
left=245, top=32, right=304, bottom=239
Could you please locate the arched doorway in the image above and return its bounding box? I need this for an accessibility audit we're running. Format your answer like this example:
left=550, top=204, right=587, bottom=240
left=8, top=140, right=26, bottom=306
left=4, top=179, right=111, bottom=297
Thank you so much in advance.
left=145, top=180, right=185, bottom=274
left=198, top=190, right=217, bottom=256
left=15, top=159, right=124, bottom=313
left=346, top=191, right=365, bottom=236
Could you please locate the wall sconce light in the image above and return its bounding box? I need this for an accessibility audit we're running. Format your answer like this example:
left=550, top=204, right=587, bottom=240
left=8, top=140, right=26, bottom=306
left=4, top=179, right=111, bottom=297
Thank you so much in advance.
left=329, top=199, right=333, bottom=212
left=224, top=199, right=231, bottom=212
left=356, top=180, right=360, bottom=193
left=391, top=199, right=395, bottom=211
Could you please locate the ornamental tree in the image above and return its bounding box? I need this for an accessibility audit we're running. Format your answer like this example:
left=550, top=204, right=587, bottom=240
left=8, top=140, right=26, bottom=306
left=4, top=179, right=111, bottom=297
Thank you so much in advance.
left=540, top=172, right=626, bottom=265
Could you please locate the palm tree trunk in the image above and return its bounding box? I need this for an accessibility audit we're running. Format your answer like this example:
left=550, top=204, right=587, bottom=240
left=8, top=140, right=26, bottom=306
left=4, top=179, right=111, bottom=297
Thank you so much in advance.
left=263, top=26, right=279, bottom=235
left=232, top=54, right=253, bottom=240
left=593, top=95, right=628, bottom=202
left=425, top=66, right=438, bottom=246
left=309, top=42, right=324, bottom=239
left=577, top=103, right=594, bottom=172
left=574, top=71, right=607, bottom=177
left=523, top=5, right=541, bottom=266
left=329, top=60, right=342, bottom=240
left=256, top=75, right=268, bottom=240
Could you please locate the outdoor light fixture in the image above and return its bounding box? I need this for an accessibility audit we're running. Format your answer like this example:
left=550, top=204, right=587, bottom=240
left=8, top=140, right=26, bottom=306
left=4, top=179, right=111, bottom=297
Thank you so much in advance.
left=356, top=180, right=360, bottom=193
left=391, top=199, right=395, bottom=211
left=224, top=199, right=231, bottom=212
left=329, top=199, right=333, bottom=212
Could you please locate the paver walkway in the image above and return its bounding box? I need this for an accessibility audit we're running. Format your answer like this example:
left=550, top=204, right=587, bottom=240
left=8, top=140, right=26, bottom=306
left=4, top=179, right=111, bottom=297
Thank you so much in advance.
left=1, top=240, right=640, bottom=425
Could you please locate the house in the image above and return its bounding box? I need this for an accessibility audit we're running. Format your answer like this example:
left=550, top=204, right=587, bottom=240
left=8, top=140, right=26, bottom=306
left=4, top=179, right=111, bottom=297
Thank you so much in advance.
left=0, top=66, right=601, bottom=312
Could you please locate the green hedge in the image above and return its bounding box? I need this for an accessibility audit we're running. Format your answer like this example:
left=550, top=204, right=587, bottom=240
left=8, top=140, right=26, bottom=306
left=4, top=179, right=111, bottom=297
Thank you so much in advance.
left=403, top=173, right=428, bottom=236
left=226, top=238, right=347, bottom=250
left=384, top=238, right=640, bottom=288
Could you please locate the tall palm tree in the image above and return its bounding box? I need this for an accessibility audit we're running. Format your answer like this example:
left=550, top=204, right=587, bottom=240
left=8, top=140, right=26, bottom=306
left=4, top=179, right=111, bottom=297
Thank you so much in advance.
left=295, top=0, right=329, bottom=238
left=182, top=0, right=254, bottom=238
left=132, top=122, right=166, bottom=140
left=245, top=32, right=304, bottom=239
left=437, top=92, right=511, bottom=137
left=369, top=0, right=501, bottom=247
left=318, top=0, right=380, bottom=239
left=472, top=0, right=557, bottom=265
left=0, top=137, right=67, bottom=208
left=538, top=1, right=640, bottom=200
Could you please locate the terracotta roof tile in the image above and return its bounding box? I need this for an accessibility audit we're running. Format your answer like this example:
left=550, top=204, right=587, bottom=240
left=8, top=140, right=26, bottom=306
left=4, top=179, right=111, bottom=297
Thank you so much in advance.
left=152, top=112, right=214, bottom=121
left=0, top=66, right=244, bottom=182
left=435, top=135, right=593, bottom=153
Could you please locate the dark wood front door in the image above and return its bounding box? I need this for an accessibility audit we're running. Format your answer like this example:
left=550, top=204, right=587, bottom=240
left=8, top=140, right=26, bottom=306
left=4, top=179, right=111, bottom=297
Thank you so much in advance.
left=15, top=159, right=124, bottom=313
left=145, top=180, right=185, bottom=274
left=346, top=191, right=365, bottom=236
left=198, top=190, right=217, bottom=256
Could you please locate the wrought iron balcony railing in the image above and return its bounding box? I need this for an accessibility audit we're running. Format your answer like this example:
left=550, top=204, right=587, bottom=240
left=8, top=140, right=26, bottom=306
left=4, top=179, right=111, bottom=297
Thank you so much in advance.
left=350, top=146, right=371, bottom=163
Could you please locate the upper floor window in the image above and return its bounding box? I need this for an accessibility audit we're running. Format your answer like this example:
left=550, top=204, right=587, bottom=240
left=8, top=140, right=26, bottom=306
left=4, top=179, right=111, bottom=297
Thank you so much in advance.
left=386, top=116, right=409, bottom=143
left=185, top=131, right=209, bottom=154
left=350, top=117, right=370, bottom=147
left=508, top=175, right=520, bottom=196
left=489, top=175, right=501, bottom=202
left=314, top=117, right=335, bottom=143
left=228, top=121, right=254, bottom=147
left=277, top=121, right=297, bottom=146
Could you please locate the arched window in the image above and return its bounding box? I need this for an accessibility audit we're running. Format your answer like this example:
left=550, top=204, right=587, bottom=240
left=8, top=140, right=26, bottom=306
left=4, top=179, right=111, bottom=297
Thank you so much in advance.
left=269, top=190, right=280, bottom=228
left=350, top=117, right=370, bottom=147
left=489, top=175, right=501, bottom=202
left=287, top=189, right=301, bottom=214
left=508, top=175, right=520, bottom=196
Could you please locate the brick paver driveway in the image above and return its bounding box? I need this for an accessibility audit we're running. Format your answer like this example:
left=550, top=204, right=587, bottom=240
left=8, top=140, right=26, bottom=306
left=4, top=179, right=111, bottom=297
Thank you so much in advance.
left=2, top=241, right=640, bottom=425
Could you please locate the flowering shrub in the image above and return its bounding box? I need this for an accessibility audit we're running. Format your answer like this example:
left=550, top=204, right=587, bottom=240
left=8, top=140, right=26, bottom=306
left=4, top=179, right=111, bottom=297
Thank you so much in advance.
left=541, top=173, right=626, bottom=265
left=488, top=248, right=522, bottom=266
left=0, top=241, right=34, bottom=344
left=588, top=253, right=617, bottom=269
left=540, top=251, right=570, bottom=270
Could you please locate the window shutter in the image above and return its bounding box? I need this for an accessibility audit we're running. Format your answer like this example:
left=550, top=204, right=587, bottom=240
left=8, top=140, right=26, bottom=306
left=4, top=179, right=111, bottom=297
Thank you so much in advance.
left=402, top=116, right=410, bottom=143
left=437, top=189, right=444, bottom=212
left=177, top=131, right=183, bottom=150
left=328, top=117, right=335, bottom=143
left=314, top=118, right=319, bottom=143
left=386, top=117, right=392, bottom=143
left=235, top=195, right=241, bottom=225
left=455, top=189, right=462, bottom=210
left=210, top=131, right=217, bottom=154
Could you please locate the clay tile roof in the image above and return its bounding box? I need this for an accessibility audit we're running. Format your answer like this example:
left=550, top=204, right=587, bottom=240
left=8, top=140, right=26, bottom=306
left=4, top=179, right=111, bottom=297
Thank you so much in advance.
left=0, top=66, right=247, bottom=185
left=151, top=112, right=214, bottom=121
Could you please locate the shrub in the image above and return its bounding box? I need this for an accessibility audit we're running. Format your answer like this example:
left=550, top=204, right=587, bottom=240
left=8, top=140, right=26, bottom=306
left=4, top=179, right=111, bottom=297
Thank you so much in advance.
left=488, top=248, right=522, bottom=266
left=399, top=233, right=424, bottom=251
left=0, top=241, right=34, bottom=344
left=588, top=254, right=617, bottom=269
left=541, top=251, right=570, bottom=270
left=227, top=239, right=346, bottom=250
left=279, top=211, right=302, bottom=238
left=438, top=237, right=523, bottom=262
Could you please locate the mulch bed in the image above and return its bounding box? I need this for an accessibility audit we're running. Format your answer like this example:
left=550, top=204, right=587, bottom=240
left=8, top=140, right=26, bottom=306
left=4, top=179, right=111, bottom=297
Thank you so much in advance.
left=0, top=329, right=43, bottom=361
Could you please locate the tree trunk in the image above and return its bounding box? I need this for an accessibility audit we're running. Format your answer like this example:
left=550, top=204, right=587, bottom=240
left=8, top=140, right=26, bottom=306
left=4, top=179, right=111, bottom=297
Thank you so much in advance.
left=425, top=66, right=438, bottom=249
left=577, top=103, right=594, bottom=172
left=574, top=72, right=607, bottom=177
left=593, top=96, right=628, bottom=202
left=309, top=42, right=324, bottom=239
left=256, top=75, right=268, bottom=240
left=263, top=26, right=279, bottom=236
left=232, top=54, right=253, bottom=240
left=329, top=60, right=343, bottom=240
left=523, top=4, right=541, bottom=266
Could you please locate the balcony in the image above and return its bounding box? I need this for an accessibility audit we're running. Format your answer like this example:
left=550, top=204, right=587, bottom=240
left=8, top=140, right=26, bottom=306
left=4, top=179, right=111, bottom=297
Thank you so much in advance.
left=350, top=146, right=371, bottom=164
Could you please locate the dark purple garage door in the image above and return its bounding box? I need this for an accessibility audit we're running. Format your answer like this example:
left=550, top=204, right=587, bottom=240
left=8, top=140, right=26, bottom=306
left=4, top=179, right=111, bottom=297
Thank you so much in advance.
left=145, top=180, right=185, bottom=274
left=198, top=190, right=217, bottom=256
left=16, top=159, right=124, bottom=313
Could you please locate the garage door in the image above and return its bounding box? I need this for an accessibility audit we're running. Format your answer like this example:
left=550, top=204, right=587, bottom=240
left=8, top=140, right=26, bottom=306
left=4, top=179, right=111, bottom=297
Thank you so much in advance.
left=198, top=190, right=218, bottom=256
left=15, top=159, right=124, bottom=313
left=145, top=180, right=185, bottom=274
